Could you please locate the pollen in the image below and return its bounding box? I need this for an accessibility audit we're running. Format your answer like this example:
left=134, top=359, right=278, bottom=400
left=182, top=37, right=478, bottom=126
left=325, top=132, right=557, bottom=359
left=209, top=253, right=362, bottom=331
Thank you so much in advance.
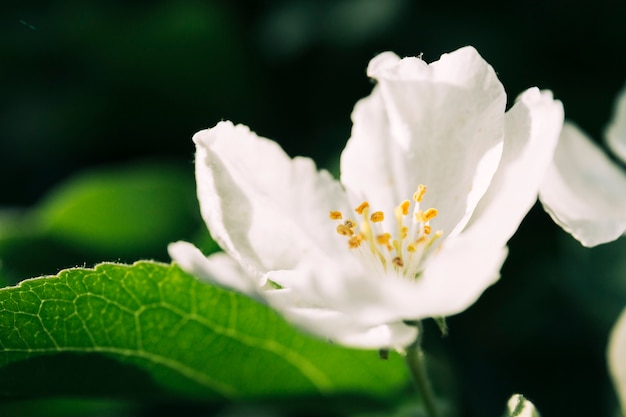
left=330, top=184, right=443, bottom=280
left=336, top=224, right=353, bottom=236
left=355, top=202, right=369, bottom=215
left=376, top=233, right=393, bottom=250
left=400, top=200, right=410, bottom=216
left=370, top=211, right=384, bottom=222
left=423, top=208, right=438, bottom=221
left=348, top=234, right=364, bottom=248
left=416, top=208, right=438, bottom=222
left=413, top=184, right=427, bottom=203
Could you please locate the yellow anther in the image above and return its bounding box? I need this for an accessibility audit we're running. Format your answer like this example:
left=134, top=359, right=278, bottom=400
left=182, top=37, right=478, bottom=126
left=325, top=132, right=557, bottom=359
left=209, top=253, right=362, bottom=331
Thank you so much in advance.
left=392, top=257, right=404, bottom=268
left=336, top=224, right=354, bottom=236
left=413, top=184, right=427, bottom=203
left=416, top=208, right=438, bottom=222
left=376, top=233, right=393, bottom=251
left=344, top=219, right=356, bottom=229
left=400, top=200, right=410, bottom=216
left=329, top=211, right=343, bottom=220
left=376, top=233, right=391, bottom=245
left=423, top=225, right=432, bottom=235
left=355, top=202, right=369, bottom=215
left=423, top=208, right=438, bottom=221
left=415, top=236, right=428, bottom=245
left=370, top=211, right=385, bottom=222
left=401, top=226, right=408, bottom=239
left=348, top=234, right=364, bottom=248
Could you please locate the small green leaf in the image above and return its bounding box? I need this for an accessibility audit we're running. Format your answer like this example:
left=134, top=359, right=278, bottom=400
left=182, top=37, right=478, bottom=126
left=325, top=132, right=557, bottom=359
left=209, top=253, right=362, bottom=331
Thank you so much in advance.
left=0, top=261, right=408, bottom=400
left=34, top=163, right=199, bottom=257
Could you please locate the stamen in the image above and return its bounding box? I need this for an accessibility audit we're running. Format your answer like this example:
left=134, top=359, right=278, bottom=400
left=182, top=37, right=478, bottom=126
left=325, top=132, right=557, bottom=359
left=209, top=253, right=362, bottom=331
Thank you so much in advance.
left=416, top=208, right=438, bottom=222
left=370, top=211, right=384, bottom=223
left=348, top=234, right=364, bottom=248
left=336, top=224, right=354, bottom=236
left=423, top=208, right=438, bottom=221
left=331, top=182, right=442, bottom=281
left=400, top=200, right=410, bottom=216
left=413, top=184, right=427, bottom=203
left=329, top=211, right=343, bottom=220
left=376, top=233, right=393, bottom=250
left=355, top=202, right=369, bottom=215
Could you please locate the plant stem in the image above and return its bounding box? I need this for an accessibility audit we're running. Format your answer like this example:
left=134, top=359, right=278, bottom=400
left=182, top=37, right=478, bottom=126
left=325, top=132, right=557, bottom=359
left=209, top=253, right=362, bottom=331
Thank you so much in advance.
left=405, top=322, right=439, bottom=417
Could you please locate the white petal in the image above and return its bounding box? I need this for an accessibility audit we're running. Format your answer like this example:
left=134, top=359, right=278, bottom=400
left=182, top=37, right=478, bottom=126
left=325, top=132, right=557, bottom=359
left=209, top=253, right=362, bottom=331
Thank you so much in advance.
left=464, top=88, right=564, bottom=246
left=340, top=87, right=408, bottom=224
left=269, top=237, right=506, bottom=326
left=167, top=241, right=262, bottom=299
left=402, top=234, right=507, bottom=318
left=539, top=123, right=626, bottom=246
left=606, top=86, right=626, bottom=163
left=272, top=305, right=418, bottom=349
left=608, top=308, right=626, bottom=417
left=332, top=321, right=418, bottom=350
left=193, top=121, right=351, bottom=274
left=341, top=46, right=506, bottom=238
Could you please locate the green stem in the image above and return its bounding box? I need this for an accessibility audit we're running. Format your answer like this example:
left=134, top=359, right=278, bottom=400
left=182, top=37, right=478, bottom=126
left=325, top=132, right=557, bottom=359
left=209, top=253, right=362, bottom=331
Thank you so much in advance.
left=405, top=322, right=439, bottom=417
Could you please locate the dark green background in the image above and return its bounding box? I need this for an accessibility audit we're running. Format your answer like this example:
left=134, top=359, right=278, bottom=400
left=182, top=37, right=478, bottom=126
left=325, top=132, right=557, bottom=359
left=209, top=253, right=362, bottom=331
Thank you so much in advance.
left=2, top=1, right=626, bottom=416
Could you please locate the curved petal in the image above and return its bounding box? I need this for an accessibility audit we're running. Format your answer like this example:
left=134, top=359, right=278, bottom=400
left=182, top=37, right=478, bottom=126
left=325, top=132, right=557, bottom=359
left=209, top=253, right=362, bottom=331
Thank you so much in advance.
left=606, top=86, right=626, bottom=163
left=608, top=308, right=626, bottom=417
left=273, top=305, right=417, bottom=349
left=463, top=88, right=564, bottom=247
left=539, top=123, right=626, bottom=246
left=268, top=237, right=506, bottom=326
left=332, top=321, right=418, bottom=350
left=342, top=46, right=506, bottom=238
left=193, top=121, right=352, bottom=274
left=168, top=241, right=262, bottom=300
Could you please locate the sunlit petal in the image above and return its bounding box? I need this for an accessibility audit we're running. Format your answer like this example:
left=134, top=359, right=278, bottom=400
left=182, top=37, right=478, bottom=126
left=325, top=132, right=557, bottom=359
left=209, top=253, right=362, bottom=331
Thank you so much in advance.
left=540, top=123, right=626, bottom=246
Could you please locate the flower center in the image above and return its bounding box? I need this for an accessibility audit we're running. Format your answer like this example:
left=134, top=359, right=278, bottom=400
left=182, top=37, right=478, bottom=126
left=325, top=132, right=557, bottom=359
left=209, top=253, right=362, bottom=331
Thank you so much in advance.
left=330, top=184, right=443, bottom=279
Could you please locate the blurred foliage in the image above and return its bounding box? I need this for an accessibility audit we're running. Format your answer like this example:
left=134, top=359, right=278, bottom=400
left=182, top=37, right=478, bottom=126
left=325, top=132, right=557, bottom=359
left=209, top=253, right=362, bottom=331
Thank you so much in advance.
left=0, top=161, right=206, bottom=283
left=2, top=0, right=626, bottom=416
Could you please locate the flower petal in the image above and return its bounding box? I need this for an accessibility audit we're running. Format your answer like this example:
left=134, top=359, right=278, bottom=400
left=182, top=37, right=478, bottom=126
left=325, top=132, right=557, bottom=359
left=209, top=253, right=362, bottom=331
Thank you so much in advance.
left=193, top=121, right=352, bottom=274
left=168, top=241, right=262, bottom=299
left=606, top=86, right=626, bottom=163
left=341, top=46, right=506, bottom=238
left=539, top=123, right=626, bottom=246
left=608, top=308, right=626, bottom=417
left=463, top=88, right=564, bottom=246
left=268, top=236, right=506, bottom=326
left=273, top=305, right=417, bottom=349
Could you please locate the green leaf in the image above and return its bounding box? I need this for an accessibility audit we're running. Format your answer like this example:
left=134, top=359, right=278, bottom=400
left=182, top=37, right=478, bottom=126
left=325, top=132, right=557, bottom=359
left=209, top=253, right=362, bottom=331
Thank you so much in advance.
left=34, top=162, right=199, bottom=257
left=0, top=261, right=408, bottom=401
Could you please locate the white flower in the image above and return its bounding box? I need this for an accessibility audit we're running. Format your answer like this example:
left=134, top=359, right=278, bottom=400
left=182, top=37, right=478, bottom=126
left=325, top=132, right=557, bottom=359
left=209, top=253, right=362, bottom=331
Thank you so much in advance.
left=539, top=86, right=626, bottom=247
left=609, top=308, right=626, bottom=416
left=169, top=46, right=563, bottom=350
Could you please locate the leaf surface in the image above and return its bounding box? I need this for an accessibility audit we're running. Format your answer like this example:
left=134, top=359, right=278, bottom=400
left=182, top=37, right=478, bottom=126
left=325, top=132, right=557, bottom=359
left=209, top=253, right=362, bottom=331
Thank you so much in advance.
left=0, top=261, right=407, bottom=400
